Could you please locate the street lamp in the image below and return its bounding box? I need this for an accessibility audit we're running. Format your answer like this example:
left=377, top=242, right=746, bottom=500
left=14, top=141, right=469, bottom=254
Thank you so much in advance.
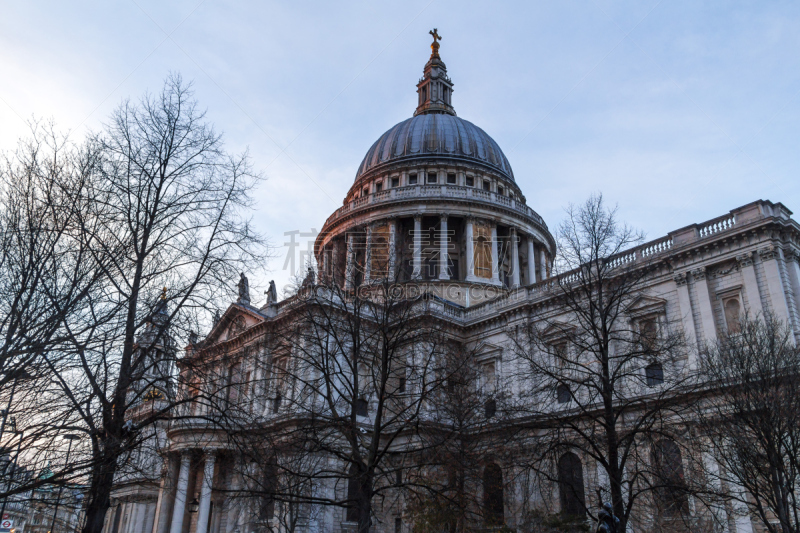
left=188, top=498, right=200, bottom=513
left=47, top=434, right=80, bottom=533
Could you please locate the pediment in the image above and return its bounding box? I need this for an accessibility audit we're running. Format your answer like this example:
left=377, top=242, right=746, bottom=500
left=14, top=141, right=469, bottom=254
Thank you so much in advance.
left=473, top=341, right=503, bottom=362
left=540, top=322, right=575, bottom=340
left=625, top=295, right=667, bottom=318
left=204, top=303, right=267, bottom=345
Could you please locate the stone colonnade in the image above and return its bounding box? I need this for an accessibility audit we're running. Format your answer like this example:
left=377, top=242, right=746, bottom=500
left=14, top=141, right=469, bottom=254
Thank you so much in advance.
left=322, top=214, right=551, bottom=289
left=152, top=450, right=218, bottom=533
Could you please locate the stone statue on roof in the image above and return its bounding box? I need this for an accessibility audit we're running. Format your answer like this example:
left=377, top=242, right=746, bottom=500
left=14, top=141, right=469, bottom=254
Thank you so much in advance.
left=266, top=280, right=278, bottom=307
left=238, top=272, right=250, bottom=305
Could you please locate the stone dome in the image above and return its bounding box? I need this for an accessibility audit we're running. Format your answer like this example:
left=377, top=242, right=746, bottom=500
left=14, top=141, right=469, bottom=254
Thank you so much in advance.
left=355, top=114, right=515, bottom=183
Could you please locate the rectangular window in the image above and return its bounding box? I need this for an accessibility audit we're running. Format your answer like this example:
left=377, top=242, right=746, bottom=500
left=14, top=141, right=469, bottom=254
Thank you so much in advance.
left=497, top=186, right=504, bottom=196
left=447, top=173, right=456, bottom=184
left=391, top=177, right=399, bottom=187
left=408, top=174, right=417, bottom=185
left=482, top=361, right=496, bottom=389
left=363, top=187, right=369, bottom=197
left=395, top=517, right=402, bottom=533
left=375, top=182, right=382, bottom=192
left=646, top=363, right=664, bottom=387
left=398, top=377, right=406, bottom=393
left=355, top=398, right=369, bottom=417
left=466, top=176, right=474, bottom=187
left=483, top=180, right=491, bottom=191
left=556, top=384, right=571, bottom=404
left=484, top=398, right=497, bottom=418
left=427, top=172, right=438, bottom=184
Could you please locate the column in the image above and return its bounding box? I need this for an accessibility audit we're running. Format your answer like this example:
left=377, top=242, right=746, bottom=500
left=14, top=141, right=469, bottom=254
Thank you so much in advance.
left=527, top=237, right=537, bottom=284
left=737, top=253, right=764, bottom=318
left=169, top=452, right=191, bottom=533
left=388, top=218, right=397, bottom=282
left=491, top=224, right=500, bottom=285
left=412, top=215, right=423, bottom=279
left=153, top=455, right=179, bottom=533
left=132, top=504, right=147, bottom=533
left=438, top=214, right=450, bottom=280
left=196, top=452, right=216, bottom=533
left=539, top=248, right=547, bottom=280
left=363, top=225, right=373, bottom=283
left=344, top=232, right=355, bottom=290
left=321, top=244, right=329, bottom=282
left=465, top=218, right=476, bottom=282
left=692, top=268, right=718, bottom=346
left=331, top=240, right=339, bottom=286
left=510, top=227, right=520, bottom=288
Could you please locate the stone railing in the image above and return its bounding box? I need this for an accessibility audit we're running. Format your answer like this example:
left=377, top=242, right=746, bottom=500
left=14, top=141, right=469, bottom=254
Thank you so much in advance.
left=698, top=213, right=735, bottom=238
left=324, top=184, right=547, bottom=228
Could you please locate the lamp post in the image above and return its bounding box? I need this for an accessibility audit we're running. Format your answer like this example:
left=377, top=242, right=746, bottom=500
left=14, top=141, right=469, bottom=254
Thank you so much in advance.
left=48, top=434, right=79, bottom=533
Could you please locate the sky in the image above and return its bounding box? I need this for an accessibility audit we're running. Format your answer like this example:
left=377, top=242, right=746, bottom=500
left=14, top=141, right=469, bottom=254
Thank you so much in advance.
left=2, top=1, right=799, bottom=302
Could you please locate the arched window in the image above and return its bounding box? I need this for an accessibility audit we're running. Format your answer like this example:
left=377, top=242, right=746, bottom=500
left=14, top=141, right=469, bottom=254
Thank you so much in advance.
left=557, top=452, right=586, bottom=517
left=651, top=439, right=688, bottom=516
left=724, top=297, right=741, bottom=333
left=483, top=463, right=504, bottom=525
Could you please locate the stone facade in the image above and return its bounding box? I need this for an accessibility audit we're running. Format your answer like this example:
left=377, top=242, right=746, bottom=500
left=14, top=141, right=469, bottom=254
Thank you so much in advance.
left=105, top=38, right=800, bottom=533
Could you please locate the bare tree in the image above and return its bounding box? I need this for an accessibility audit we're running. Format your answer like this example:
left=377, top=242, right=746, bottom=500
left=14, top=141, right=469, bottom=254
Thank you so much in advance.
left=280, top=271, right=455, bottom=533
left=406, top=343, right=521, bottom=532
left=0, top=123, right=104, bottom=416
left=192, top=255, right=454, bottom=533
left=0, top=75, right=268, bottom=533
left=699, top=314, right=800, bottom=533
left=510, top=194, right=694, bottom=532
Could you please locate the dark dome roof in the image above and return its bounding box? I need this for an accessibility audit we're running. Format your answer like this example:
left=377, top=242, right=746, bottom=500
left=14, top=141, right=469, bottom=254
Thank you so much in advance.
left=355, top=114, right=515, bottom=182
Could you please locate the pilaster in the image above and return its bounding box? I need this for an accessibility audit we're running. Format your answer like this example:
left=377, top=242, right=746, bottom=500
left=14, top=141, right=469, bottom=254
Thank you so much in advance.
left=736, top=253, right=764, bottom=318
left=759, top=246, right=792, bottom=327
left=691, top=267, right=718, bottom=346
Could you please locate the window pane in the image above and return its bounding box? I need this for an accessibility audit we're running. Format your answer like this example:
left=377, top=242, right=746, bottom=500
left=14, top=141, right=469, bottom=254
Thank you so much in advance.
left=646, top=363, right=664, bottom=387
left=557, top=384, right=571, bottom=404
left=484, top=398, right=497, bottom=419
left=355, top=398, right=368, bottom=417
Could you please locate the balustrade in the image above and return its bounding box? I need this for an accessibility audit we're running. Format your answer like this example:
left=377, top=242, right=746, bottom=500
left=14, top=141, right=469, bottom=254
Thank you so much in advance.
left=324, top=184, right=546, bottom=228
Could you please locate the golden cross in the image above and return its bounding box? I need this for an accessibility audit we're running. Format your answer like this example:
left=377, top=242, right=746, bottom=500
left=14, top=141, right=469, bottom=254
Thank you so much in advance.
left=429, top=28, right=442, bottom=43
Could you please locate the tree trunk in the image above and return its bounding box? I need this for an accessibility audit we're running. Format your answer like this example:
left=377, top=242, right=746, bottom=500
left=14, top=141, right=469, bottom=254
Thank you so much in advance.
left=81, top=444, right=118, bottom=533
left=357, top=475, right=373, bottom=533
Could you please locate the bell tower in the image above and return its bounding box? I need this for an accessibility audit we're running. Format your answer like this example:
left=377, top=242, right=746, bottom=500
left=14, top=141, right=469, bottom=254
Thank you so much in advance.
left=414, top=28, right=456, bottom=116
